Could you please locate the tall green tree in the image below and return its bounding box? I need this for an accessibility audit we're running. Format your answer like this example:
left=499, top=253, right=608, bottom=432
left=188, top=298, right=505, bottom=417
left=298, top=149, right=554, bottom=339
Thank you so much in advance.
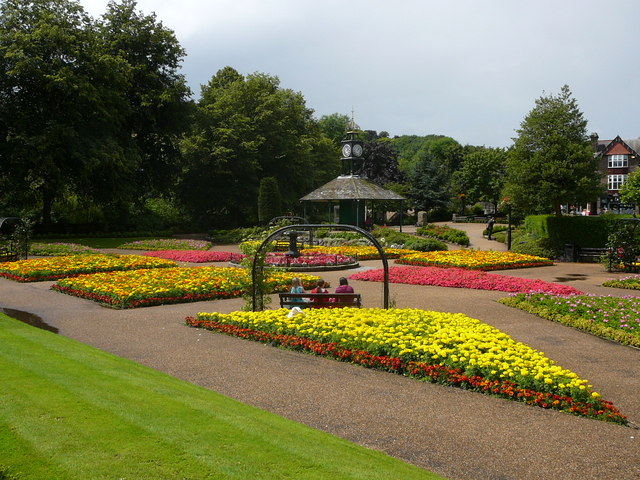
left=620, top=170, right=640, bottom=205
left=99, top=0, right=192, bottom=198
left=257, top=177, right=282, bottom=224
left=360, top=141, right=404, bottom=186
left=452, top=147, right=507, bottom=210
left=408, top=152, right=450, bottom=212
left=179, top=67, right=338, bottom=228
left=505, top=85, right=602, bottom=216
left=0, top=0, right=191, bottom=227
left=0, top=0, right=129, bottom=224
left=318, top=113, right=350, bottom=145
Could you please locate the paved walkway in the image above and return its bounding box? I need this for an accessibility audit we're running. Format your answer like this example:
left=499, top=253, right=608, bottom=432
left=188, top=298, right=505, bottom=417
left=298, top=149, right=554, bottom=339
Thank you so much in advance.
left=1, top=229, right=639, bottom=480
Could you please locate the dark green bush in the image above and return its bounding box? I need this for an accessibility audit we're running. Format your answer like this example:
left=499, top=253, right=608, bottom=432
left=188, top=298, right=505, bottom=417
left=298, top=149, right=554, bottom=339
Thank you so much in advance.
left=209, top=227, right=266, bottom=244
left=509, top=231, right=558, bottom=259
left=524, top=214, right=612, bottom=250
left=403, top=237, right=447, bottom=252
left=416, top=224, right=470, bottom=246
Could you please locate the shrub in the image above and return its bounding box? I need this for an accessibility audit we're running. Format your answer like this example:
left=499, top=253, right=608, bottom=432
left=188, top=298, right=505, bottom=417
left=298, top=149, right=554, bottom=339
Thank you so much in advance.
left=416, top=224, right=470, bottom=246
left=509, top=231, right=558, bottom=259
left=403, top=237, right=447, bottom=252
left=209, top=227, right=267, bottom=244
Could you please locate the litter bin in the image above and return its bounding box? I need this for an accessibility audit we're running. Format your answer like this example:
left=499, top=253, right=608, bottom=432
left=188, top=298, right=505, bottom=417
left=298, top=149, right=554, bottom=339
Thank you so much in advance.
left=563, top=244, right=577, bottom=263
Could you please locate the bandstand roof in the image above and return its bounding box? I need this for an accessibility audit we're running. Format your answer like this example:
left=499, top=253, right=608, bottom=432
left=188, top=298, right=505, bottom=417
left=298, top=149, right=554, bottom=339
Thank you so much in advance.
left=300, top=175, right=405, bottom=202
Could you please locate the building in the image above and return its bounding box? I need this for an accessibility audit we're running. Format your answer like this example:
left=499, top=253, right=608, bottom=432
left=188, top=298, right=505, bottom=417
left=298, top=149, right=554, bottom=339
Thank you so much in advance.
left=591, top=133, right=640, bottom=213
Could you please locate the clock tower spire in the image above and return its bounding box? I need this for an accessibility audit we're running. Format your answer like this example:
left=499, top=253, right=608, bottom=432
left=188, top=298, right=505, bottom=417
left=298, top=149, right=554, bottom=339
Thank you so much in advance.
left=340, top=109, right=364, bottom=176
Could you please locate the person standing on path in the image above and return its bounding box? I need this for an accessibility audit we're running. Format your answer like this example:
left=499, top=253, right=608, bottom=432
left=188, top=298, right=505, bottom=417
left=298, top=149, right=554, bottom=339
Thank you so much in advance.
left=487, top=216, right=495, bottom=240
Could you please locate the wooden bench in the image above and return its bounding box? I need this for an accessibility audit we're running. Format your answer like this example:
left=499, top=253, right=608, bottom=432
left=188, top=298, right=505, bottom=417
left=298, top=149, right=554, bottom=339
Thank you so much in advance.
left=279, top=292, right=362, bottom=309
left=577, top=247, right=609, bottom=263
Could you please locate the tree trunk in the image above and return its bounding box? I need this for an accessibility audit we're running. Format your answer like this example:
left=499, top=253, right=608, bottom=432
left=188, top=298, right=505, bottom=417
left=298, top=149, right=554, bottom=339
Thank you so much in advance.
left=553, top=202, right=562, bottom=217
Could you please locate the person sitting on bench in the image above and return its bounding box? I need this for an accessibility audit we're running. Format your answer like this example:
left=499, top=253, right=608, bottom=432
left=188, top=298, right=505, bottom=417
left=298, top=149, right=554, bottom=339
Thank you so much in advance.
left=335, top=277, right=354, bottom=294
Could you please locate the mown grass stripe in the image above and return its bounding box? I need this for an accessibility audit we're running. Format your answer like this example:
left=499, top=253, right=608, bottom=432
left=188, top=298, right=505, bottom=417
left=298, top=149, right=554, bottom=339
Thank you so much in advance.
left=0, top=314, right=444, bottom=480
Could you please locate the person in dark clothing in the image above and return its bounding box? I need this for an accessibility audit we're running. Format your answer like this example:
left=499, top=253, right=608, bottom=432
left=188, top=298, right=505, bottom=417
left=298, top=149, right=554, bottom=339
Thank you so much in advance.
left=487, top=217, right=495, bottom=240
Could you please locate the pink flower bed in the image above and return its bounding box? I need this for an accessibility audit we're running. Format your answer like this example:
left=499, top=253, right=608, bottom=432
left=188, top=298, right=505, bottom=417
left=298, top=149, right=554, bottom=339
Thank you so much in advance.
left=350, top=266, right=583, bottom=295
left=264, top=252, right=356, bottom=267
left=144, top=250, right=242, bottom=263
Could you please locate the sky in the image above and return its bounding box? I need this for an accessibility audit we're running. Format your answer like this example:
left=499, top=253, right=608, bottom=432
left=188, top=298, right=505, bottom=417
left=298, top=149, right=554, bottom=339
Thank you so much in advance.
left=81, top=0, right=640, bottom=148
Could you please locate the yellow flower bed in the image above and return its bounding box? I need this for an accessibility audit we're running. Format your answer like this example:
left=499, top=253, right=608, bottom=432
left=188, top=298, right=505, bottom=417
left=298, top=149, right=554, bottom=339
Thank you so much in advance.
left=0, top=254, right=177, bottom=282
left=301, top=245, right=415, bottom=260
left=196, top=308, right=591, bottom=398
left=54, top=267, right=318, bottom=308
left=396, top=250, right=552, bottom=270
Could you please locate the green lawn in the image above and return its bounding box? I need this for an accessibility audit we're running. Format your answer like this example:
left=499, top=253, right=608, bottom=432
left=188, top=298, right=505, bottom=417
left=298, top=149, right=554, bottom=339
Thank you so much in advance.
left=0, top=314, right=445, bottom=480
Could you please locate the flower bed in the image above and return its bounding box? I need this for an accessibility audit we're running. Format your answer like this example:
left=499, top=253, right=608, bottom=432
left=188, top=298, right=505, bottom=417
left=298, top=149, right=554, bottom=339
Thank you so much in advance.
left=396, top=250, right=552, bottom=270
left=53, top=267, right=318, bottom=308
left=602, top=274, right=640, bottom=290
left=29, top=242, right=101, bottom=256
left=0, top=254, right=177, bottom=282
left=187, top=308, right=625, bottom=424
left=500, top=293, right=640, bottom=348
left=144, top=250, right=243, bottom=263
left=301, top=245, right=416, bottom=260
left=119, top=238, right=211, bottom=251
left=261, top=252, right=357, bottom=269
left=350, top=266, right=582, bottom=295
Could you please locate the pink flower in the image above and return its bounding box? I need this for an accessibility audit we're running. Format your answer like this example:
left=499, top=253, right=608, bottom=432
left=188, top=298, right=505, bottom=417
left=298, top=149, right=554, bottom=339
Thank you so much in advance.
left=350, top=266, right=583, bottom=295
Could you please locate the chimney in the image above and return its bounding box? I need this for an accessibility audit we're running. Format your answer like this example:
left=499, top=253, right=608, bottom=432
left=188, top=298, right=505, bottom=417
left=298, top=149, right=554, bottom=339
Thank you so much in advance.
left=590, top=132, right=599, bottom=152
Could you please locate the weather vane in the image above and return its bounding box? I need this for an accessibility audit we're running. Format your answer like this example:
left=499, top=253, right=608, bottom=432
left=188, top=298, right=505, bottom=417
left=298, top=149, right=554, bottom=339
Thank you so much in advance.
left=347, top=106, right=360, bottom=131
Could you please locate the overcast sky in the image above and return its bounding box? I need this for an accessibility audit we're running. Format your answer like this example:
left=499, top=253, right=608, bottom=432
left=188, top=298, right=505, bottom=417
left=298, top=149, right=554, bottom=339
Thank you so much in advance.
left=81, top=0, right=640, bottom=148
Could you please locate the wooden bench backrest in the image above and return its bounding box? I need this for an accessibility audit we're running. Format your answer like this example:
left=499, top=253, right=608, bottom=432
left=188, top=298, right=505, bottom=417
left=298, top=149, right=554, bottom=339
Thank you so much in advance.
left=279, top=292, right=361, bottom=308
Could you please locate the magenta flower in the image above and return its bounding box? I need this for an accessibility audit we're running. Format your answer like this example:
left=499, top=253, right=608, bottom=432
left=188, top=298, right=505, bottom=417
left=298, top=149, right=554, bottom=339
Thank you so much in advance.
left=350, top=266, right=583, bottom=295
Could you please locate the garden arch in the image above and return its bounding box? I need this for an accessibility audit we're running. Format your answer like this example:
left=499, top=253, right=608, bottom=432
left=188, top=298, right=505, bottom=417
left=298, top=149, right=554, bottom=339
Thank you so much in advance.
left=251, top=224, right=390, bottom=311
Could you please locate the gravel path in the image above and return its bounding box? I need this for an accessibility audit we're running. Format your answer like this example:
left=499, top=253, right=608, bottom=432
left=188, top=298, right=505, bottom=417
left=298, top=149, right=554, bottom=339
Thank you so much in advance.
left=1, top=229, right=639, bottom=480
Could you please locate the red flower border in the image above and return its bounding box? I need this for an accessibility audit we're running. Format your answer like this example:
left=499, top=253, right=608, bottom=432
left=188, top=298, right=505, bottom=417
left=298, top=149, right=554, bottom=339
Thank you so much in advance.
left=185, top=316, right=627, bottom=425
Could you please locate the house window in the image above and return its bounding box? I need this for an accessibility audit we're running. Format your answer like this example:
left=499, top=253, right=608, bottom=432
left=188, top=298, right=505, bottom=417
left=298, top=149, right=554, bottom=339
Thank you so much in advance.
left=608, top=174, right=628, bottom=190
left=608, top=154, right=629, bottom=168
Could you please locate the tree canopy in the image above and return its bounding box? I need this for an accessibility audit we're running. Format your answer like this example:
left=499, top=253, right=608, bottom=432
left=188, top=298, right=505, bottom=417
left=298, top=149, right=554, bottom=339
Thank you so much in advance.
left=0, top=0, right=191, bottom=227
left=504, top=85, right=602, bottom=216
left=179, top=67, right=338, bottom=228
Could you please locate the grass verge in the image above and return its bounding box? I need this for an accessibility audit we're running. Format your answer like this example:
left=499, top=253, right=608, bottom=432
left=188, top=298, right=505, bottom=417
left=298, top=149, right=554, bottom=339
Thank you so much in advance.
left=0, top=313, right=444, bottom=480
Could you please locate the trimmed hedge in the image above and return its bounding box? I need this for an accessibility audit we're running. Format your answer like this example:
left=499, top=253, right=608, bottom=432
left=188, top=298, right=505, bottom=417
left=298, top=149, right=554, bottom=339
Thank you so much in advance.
left=524, top=215, right=615, bottom=250
left=416, top=224, right=470, bottom=246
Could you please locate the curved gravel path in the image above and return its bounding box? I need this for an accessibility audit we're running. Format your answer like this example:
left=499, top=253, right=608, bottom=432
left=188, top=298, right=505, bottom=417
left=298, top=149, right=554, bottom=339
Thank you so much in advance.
left=1, top=227, right=639, bottom=480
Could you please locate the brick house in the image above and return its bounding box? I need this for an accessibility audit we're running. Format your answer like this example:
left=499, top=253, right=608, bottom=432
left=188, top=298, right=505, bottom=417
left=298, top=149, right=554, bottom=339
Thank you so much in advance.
left=591, top=133, right=640, bottom=213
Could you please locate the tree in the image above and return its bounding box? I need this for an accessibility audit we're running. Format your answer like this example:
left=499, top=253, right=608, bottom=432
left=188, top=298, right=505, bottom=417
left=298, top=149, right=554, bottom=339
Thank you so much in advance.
left=257, top=177, right=282, bottom=224
left=359, top=141, right=404, bottom=186
left=318, top=113, right=350, bottom=145
left=0, top=0, right=130, bottom=225
left=620, top=170, right=640, bottom=205
left=408, top=152, right=450, bottom=212
left=99, top=0, right=192, bottom=198
left=452, top=147, right=507, bottom=210
left=504, top=85, right=602, bottom=216
left=0, top=0, right=191, bottom=228
left=179, top=67, right=338, bottom=228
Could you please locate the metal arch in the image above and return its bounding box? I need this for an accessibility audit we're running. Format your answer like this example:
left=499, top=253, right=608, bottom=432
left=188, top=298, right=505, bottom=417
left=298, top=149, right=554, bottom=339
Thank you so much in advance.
left=251, top=223, right=390, bottom=311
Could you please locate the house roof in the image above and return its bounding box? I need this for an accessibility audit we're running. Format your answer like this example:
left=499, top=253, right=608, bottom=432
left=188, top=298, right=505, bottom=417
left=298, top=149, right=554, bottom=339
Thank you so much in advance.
left=300, top=175, right=405, bottom=202
left=597, top=135, right=640, bottom=156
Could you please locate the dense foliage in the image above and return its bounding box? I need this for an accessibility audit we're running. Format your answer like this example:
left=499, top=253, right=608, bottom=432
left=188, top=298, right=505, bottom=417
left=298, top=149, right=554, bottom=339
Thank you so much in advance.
left=504, top=85, right=602, bottom=216
left=0, top=2, right=604, bottom=232
left=416, top=224, right=470, bottom=246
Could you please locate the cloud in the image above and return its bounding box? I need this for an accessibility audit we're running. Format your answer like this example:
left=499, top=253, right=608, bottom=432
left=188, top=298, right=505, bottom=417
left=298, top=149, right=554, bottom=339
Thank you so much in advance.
left=81, top=0, right=640, bottom=147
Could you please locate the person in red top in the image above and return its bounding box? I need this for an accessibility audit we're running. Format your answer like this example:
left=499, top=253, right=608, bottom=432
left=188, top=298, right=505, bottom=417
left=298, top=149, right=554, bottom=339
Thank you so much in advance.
left=334, top=277, right=354, bottom=294
left=310, top=279, right=328, bottom=306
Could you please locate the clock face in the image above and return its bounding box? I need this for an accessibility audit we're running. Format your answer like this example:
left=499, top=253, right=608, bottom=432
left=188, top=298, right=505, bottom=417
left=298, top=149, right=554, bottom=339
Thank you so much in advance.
left=342, top=143, right=352, bottom=157
left=352, top=144, right=363, bottom=157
